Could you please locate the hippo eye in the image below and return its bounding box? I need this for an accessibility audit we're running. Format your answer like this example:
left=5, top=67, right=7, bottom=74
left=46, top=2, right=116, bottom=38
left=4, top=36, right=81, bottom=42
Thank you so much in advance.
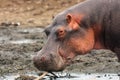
left=56, top=28, right=66, bottom=40
left=44, top=30, right=50, bottom=36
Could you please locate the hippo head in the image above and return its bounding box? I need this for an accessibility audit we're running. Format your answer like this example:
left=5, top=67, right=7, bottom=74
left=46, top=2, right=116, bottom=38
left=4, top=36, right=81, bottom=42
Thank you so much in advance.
left=33, top=13, right=95, bottom=72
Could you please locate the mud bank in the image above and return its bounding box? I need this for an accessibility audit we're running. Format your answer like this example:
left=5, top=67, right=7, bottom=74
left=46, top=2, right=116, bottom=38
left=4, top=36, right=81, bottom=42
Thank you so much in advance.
left=0, top=26, right=44, bottom=75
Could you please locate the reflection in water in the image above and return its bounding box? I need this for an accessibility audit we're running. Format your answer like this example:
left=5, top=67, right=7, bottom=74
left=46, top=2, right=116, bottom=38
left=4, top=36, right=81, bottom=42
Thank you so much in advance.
left=0, top=75, right=19, bottom=80
left=0, top=73, right=119, bottom=80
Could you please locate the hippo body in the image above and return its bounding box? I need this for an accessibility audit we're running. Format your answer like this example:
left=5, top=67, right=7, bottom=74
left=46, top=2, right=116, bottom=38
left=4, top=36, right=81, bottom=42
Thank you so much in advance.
left=33, top=0, right=120, bottom=72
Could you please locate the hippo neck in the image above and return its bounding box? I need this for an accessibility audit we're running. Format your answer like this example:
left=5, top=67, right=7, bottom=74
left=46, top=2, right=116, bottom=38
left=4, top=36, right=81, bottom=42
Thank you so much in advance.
left=62, top=0, right=118, bottom=50
left=66, top=0, right=109, bottom=49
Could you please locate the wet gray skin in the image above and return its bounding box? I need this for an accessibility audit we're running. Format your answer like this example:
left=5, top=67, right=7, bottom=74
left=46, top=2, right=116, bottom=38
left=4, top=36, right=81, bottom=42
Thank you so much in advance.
left=33, top=12, right=82, bottom=71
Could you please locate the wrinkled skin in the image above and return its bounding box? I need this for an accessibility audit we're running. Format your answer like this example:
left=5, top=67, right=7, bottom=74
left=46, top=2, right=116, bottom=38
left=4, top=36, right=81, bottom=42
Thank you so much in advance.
left=33, top=13, right=95, bottom=71
left=33, top=0, right=120, bottom=72
left=33, top=16, right=94, bottom=71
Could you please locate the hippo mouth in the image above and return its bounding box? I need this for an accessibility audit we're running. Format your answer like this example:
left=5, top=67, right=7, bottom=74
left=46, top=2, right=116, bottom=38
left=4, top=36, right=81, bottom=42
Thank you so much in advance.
left=57, top=46, right=74, bottom=66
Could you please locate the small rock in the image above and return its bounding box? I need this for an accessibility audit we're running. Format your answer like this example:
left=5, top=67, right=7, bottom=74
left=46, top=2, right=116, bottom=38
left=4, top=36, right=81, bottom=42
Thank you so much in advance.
left=11, top=22, right=21, bottom=26
left=1, top=22, right=11, bottom=27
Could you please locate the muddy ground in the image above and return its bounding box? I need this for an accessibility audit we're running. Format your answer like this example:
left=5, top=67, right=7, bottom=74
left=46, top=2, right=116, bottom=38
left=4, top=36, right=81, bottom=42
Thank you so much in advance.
left=0, top=0, right=120, bottom=79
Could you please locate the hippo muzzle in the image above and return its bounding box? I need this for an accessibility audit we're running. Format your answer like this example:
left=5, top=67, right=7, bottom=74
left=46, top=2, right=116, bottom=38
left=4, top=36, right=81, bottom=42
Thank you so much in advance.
left=33, top=46, right=66, bottom=71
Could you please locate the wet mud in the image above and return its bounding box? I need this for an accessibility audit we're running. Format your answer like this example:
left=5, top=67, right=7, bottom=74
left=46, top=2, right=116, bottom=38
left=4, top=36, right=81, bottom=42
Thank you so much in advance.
left=0, top=26, right=120, bottom=80
left=0, top=26, right=44, bottom=75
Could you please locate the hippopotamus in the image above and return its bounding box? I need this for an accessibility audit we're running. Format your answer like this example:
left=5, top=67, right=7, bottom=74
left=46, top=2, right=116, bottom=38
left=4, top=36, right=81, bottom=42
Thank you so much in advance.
left=33, top=0, right=120, bottom=72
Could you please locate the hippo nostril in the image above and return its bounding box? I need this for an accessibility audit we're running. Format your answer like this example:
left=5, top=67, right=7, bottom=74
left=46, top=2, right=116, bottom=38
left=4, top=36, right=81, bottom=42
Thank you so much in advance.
left=40, top=56, right=45, bottom=62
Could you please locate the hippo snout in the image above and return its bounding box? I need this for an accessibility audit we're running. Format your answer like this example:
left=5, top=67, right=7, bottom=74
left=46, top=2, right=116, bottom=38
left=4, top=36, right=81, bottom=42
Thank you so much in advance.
left=33, top=52, right=66, bottom=72
left=33, top=53, right=53, bottom=71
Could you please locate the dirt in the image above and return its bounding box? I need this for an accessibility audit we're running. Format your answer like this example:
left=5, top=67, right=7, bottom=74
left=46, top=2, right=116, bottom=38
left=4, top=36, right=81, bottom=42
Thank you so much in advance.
left=0, top=0, right=120, bottom=80
left=0, top=0, right=85, bottom=27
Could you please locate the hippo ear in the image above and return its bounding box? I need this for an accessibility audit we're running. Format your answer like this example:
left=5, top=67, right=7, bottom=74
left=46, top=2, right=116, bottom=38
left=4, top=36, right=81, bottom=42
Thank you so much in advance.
left=66, top=14, right=80, bottom=30
left=66, top=14, right=72, bottom=23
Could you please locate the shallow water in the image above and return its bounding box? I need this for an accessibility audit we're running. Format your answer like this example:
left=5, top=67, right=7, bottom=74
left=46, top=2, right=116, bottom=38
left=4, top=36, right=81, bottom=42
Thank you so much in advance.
left=0, top=27, right=44, bottom=44
left=0, top=75, right=19, bottom=80
left=17, top=28, right=44, bottom=34
left=0, top=73, right=120, bottom=80
left=8, top=39, right=38, bottom=44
